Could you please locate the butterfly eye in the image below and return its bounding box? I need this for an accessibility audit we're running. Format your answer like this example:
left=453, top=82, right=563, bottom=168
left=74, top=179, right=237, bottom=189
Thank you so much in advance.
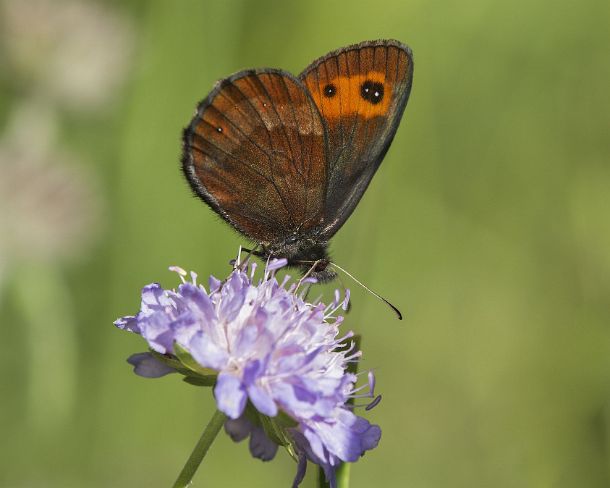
left=323, top=83, right=336, bottom=98
left=360, top=80, right=384, bottom=104
left=216, top=127, right=223, bottom=133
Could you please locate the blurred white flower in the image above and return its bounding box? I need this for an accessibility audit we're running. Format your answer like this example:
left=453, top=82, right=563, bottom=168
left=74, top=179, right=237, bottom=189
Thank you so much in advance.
left=0, top=0, right=131, bottom=436
left=1, top=0, right=134, bottom=111
left=0, top=101, right=104, bottom=279
left=0, top=99, right=105, bottom=434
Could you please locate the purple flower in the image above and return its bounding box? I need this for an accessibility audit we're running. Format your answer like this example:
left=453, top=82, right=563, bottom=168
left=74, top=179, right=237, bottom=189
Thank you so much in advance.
left=115, top=258, right=381, bottom=486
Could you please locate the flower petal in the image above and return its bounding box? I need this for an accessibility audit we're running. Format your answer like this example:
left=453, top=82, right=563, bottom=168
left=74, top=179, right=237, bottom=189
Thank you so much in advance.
left=249, top=426, right=278, bottom=461
left=292, top=454, right=308, bottom=488
left=126, top=352, right=175, bottom=378
left=140, top=283, right=170, bottom=313
left=303, top=409, right=381, bottom=463
left=224, top=416, right=253, bottom=442
left=186, top=331, right=229, bottom=370
left=267, top=258, right=288, bottom=271
left=178, top=282, right=216, bottom=323
left=218, top=272, right=247, bottom=322
left=114, top=315, right=139, bottom=333
left=247, top=383, right=277, bottom=417
left=214, top=373, right=247, bottom=419
left=139, top=313, right=175, bottom=354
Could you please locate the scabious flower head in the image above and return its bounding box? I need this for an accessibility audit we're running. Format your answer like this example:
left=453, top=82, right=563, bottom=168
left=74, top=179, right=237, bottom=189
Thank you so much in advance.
left=115, top=256, right=381, bottom=487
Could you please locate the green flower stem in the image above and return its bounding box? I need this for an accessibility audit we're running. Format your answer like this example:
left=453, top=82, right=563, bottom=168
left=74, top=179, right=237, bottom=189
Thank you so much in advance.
left=318, top=466, right=330, bottom=487
left=335, top=463, right=351, bottom=487
left=318, top=463, right=351, bottom=488
left=172, top=409, right=227, bottom=488
left=317, top=335, right=361, bottom=488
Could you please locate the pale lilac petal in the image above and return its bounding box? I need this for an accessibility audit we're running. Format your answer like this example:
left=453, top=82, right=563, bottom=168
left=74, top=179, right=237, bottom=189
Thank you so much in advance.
left=242, top=359, right=263, bottom=384
left=349, top=412, right=382, bottom=451
left=292, top=454, right=307, bottom=488
left=304, top=409, right=381, bottom=463
left=361, top=422, right=382, bottom=450
left=178, top=282, right=216, bottom=323
left=127, top=352, right=175, bottom=378
left=247, top=383, right=278, bottom=417
left=186, top=331, right=229, bottom=370
left=114, top=315, right=139, bottom=333
left=233, top=324, right=264, bottom=358
left=140, top=283, right=171, bottom=313
left=218, top=273, right=246, bottom=321
left=249, top=426, right=278, bottom=461
left=267, top=258, right=287, bottom=271
left=208, top=275, right=221, bottom=292
left=214, top=373, right=247, bottom=419
left=224, top=416, right=253, bottom=442
left=303, top=425, right=327, bottom=462
left=140, top=314, right=174, bottom=354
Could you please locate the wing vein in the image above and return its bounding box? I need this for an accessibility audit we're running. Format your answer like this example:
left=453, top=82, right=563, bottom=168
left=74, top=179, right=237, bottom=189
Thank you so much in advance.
left=278, top=75, right=311, bottom=223
left=227, top=80, right=294, bottom=217
left=249, top=75, right=298, bottom=199
left=190, top=128, right=289, bottom=222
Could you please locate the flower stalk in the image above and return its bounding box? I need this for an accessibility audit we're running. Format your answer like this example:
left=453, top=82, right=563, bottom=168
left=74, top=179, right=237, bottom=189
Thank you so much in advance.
left=172, top=409, right=227, bottom=488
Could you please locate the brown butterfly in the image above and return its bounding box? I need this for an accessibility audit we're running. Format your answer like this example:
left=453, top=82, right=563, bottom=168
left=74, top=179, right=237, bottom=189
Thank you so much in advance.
left=182, top=40, right=413, bottom=283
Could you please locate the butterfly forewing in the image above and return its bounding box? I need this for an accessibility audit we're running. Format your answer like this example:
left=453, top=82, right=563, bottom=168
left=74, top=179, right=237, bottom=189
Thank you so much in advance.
left=299, top=40, right=413, bottom=237
left=182, top=69, right=328, bottom=244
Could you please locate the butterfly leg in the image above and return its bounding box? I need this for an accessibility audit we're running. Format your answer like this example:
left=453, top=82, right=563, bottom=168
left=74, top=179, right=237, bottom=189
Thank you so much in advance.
left=295, top=259, right=323, bottom=292
left=239, top=246, right=265, bottom=259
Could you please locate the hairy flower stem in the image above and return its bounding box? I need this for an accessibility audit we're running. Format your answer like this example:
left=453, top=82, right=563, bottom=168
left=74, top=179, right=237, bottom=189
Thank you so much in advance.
left=172, top=409, right=227, bottom=488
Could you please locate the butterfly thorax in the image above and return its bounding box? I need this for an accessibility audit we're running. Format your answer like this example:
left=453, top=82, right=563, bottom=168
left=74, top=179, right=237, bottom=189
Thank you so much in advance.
left=262, top=235, right=337, bottom=283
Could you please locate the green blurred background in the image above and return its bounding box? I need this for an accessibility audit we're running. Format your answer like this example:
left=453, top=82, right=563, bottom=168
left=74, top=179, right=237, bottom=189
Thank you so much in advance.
left=1, top=0, right=609, bottom=486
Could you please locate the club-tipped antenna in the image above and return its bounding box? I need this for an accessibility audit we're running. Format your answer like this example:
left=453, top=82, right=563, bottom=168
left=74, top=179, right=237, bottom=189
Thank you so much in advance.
left=329, top=262, right=403, bottom=320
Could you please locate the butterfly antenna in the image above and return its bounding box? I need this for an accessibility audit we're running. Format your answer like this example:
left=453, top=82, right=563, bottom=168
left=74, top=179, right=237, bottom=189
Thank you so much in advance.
left=329, top=262, right=403, bottom=320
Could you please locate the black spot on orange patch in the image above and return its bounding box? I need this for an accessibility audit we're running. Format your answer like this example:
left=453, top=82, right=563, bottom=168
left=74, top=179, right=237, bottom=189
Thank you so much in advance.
left=324, top=83, right=336, bottom=98
left=360, top=80, right=384, bottom=105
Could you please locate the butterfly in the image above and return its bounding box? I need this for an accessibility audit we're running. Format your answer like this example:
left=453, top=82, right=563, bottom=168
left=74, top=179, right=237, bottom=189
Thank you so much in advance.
left=182, top=39, right=413, bottom=283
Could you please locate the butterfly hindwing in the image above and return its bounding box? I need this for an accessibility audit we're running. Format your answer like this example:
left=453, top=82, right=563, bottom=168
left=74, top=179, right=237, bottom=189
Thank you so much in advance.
left=182, top=69, right=328, bottom=244
left=299, top=40, right=413, bottom=237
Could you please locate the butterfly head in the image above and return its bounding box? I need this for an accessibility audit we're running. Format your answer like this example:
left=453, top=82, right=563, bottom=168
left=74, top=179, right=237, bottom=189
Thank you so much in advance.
left=268, top=235, right=337, bottom=283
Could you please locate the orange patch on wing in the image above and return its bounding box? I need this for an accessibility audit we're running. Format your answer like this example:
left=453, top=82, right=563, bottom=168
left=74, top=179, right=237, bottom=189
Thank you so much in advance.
left=306, top=71, right=392, bottom=120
